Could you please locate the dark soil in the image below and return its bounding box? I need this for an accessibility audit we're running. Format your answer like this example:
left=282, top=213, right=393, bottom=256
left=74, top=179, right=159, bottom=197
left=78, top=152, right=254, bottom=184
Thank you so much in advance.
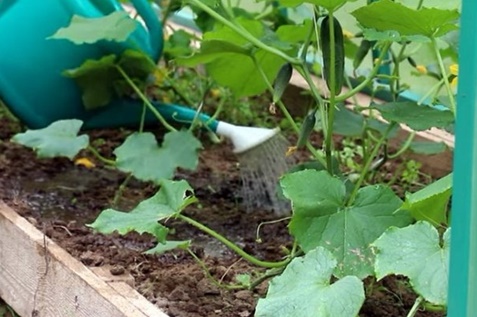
left=0, top=116, right=448, bottom=317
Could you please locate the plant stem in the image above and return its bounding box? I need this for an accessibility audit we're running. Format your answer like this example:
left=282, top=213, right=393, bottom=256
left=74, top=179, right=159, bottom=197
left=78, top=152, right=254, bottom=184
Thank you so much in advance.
left=417, top=79, right=444, bottom=105
left=113, top=174, right=132, bottom=207
left=390, top=44, right=409, bottom=101
left=252, top=58, right=326, bottom=166
left=186, top=0, right=301, bottom=65
left=139, top=102, right=146, bottom=133
left=187, top=248, right=244, bottom=290
left=388, top=131, right=416, bottom=159
left=166, top=73, right=197, bottom=107
left=87, top=145, right=116, bottom=165
left=336, top=41, right=393, bottom=103
left=431, top=37, right=456, bottom=115
left=406, top=296, right=424, bottom=317
left=179, top=214, right=290, bottom=268
left=346, top=123, right=396, bottom=206
left=116, top=66, right=178, bottom=132
left=324, top=12, right=337, bottom=173
left=248, top=267, right=285, bottom=289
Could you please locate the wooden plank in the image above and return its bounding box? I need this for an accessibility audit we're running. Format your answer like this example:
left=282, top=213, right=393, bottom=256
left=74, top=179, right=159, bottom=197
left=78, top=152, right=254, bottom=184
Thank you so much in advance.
left=0, top=202, right=169, bottom=317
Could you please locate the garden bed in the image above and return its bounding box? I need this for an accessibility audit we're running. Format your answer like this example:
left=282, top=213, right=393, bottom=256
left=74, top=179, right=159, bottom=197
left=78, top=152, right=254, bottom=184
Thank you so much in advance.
left=0, top=92, right=451, bottom=317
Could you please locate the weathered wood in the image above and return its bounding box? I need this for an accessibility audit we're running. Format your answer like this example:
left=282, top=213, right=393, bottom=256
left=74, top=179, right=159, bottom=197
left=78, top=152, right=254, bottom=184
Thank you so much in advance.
left=0, top=202, right=169, bottom=317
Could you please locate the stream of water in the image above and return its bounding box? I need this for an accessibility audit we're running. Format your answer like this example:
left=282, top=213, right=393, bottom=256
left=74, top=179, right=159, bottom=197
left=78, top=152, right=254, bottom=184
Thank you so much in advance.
left=237, top=134, right=294, bottom=216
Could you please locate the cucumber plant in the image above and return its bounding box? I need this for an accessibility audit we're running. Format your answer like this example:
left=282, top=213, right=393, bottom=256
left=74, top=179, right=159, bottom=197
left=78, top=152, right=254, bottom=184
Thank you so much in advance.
left=10, top=0, right=459, bottom=316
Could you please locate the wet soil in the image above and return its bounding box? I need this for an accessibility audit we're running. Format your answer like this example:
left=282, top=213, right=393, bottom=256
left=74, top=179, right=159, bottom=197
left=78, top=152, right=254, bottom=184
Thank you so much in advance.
left=0, top=117, right=448, bottom=317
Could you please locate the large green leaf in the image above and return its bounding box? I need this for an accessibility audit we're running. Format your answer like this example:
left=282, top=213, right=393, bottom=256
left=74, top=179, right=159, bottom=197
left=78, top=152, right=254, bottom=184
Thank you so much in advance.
left=49, top=11, right=138, bottom=44
left=206, top=50, right=285, bottom=98
left=361, top=28, right=430, bottom=43
left=352, top=0, right=459, bottom=38
left=177, top=40, right=252, bottom=66
left=316, top=104, right=365, bottom=137
left=177, top=17, right=288, bottom=97
left=401, top=173, right=452, bottom=226
left=117, top=49, right=157, bottom=78
left=373, top=221, right=450, bottom=305
left=12, top=119, right=89, bottom=159
left=409, top=141, right=447, bottom=155
left=255, top=247, right=364, bottom=317
left=144, top=240, right=191, bottom=254
left=63, top=55, right=117, bottom=109
left=281, top=170, right=412, bottom=278
left=114, top=131, right=202, bottom=183
left=64, top=50, right=155, bottom=109
left=89, top=180, right=197, bottom=243
left=371, top=102, right=454, bottom=131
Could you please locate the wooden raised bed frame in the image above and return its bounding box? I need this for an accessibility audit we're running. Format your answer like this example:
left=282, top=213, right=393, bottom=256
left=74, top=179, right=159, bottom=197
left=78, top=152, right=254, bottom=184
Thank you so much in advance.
left=0, top=202, right=169, bottom=317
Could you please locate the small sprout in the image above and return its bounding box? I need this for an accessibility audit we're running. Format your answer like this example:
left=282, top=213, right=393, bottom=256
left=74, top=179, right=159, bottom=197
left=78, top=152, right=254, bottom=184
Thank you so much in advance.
left=75, top=157, right=96, bottom=168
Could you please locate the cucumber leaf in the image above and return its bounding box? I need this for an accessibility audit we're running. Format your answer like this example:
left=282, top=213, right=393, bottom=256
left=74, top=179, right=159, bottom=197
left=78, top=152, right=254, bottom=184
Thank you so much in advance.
left=12, top=119, right=89, bottom=159
left=401, top=173, right=452, bottom=226
left=352, top=0, right=459, bottom=38
left=256, top=247, right=364, bottom=317
left=281, top=169, right=412, bottom=278
left=49, top=11, right=138, bottom=44
left=90, top=180, right=197, bottom=243
left=114, top=131, right=202, bottom=183
left=371, top=102, right=454, bottom=131
left=373, top=221, right=450, bottom=306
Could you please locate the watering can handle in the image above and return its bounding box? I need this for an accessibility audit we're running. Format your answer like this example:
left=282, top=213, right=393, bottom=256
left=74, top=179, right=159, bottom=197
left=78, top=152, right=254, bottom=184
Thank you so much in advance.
left=90, top=0, right=163, bottom=61
left=129, top=0, right=163, bottom=61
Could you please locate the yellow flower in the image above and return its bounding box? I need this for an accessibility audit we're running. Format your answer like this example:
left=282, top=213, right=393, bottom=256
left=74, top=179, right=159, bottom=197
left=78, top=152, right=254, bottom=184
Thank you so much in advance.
left=415, top=65, right=427, bottom=74
left=449, top=64, right=458, bottom=89
left=152, top=68, right=166, bottom=86
left=74, top=157, right=96, bottom=169
left=342, top=30, right=354, bottom=39
left=450, top=64, right=459, bottom=76
left=209, top=88, right=221, bottom=98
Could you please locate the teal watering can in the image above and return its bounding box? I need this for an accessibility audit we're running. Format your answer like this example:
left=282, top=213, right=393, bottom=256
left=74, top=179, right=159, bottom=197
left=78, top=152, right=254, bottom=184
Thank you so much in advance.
left=0, top=0, right=279, bottom=153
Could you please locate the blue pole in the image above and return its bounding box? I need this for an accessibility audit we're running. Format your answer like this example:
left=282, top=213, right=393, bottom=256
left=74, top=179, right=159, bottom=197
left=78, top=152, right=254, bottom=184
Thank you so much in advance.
left=448, top=0, right=477, bottom=316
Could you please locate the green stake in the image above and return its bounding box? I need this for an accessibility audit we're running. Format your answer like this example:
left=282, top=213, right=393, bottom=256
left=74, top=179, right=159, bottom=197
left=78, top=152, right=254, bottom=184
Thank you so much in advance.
left=448, top=1, right=477, bottom=316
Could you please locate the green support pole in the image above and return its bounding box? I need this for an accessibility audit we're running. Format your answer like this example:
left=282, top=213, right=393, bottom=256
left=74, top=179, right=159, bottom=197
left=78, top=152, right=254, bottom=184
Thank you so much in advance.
left=448, top=1, right=477, bottom=316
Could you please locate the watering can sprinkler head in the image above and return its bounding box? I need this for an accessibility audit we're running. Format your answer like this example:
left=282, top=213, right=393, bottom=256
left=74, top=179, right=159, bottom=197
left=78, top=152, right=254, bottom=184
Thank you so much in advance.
left=215, top=122, right=281, bottom=154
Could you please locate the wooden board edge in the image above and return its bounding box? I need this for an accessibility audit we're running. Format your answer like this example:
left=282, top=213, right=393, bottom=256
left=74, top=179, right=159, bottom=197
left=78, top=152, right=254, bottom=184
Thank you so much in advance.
left=0, top=202, right=169, bottom=317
